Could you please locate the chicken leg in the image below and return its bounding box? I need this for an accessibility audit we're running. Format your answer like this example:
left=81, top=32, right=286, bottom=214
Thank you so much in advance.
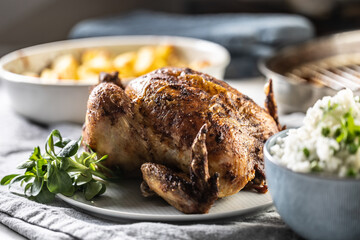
left=141, top=124, right=219, bottom=214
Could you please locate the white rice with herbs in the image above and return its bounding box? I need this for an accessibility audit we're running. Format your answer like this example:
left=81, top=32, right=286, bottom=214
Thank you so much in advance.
left=271, top=89, right=360, bottom=177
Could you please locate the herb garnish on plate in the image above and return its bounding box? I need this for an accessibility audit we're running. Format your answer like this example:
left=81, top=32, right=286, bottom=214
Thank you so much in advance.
left=0, top=130, right=110, bottom=203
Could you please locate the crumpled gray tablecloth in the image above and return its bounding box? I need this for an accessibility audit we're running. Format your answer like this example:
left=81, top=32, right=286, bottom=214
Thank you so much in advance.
left=0, top=84, right=302, bottom=240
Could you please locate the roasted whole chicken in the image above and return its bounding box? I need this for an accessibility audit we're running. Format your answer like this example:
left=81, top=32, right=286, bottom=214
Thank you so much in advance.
left=83, top=67, right=281, bottom=214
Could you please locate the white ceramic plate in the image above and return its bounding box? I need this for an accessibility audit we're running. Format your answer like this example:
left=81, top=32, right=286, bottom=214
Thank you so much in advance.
left=58, top=179, right=272, bottom=222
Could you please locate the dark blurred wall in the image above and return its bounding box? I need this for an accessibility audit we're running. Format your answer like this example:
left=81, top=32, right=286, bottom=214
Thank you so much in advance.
left=1, top=0, right=360, bottom=56
left=0, top=0, right=186, bottom=55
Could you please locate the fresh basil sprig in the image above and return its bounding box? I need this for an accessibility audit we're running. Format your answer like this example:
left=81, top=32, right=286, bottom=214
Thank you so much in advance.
left=0, top=130, right=110, bottom=203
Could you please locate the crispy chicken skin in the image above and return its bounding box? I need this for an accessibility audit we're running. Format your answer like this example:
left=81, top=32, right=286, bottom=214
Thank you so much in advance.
left=141, top=124, right=219, bottom=214
left=83, top=67, right=279, bottom=213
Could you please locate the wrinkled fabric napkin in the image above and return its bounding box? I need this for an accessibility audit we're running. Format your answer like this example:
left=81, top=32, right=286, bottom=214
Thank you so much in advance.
left=69, top=10, right=314, bottom=78
left=0, top=84, right=302, bottom=240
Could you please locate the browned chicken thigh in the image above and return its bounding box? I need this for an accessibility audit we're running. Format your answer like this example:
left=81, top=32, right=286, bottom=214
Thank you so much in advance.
left=83, top=68, right=280, bottom=214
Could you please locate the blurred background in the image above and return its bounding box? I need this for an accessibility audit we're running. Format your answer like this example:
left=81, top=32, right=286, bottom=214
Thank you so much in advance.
left=2, top=0, right=360, bottom=78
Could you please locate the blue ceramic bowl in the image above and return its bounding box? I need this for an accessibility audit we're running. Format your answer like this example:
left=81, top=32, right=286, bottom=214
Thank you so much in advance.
left=264, top=130, right=360, bottom=240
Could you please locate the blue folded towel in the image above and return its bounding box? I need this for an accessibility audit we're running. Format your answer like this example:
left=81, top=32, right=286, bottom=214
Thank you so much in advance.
left=69, top=10, right=314, bottom=78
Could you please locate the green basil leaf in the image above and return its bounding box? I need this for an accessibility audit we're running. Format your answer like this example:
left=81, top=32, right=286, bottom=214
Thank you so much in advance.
left=34, top=186, right=55, bottom=203
left=29, top=147, right=41, bottom=161
left=36, top=158, right=48, bottom=177
left=31, top=177, right=43, bottom=196
left=46, top=134, right=54, bottom=154
left=84, top=181, right=103, bottom=200
left=11, top=175, right=29, bottom=185
left=47, top=167, right=72, bottom=194
left=20, top=175, right=34, bottom=187
left=24, top=171, right=36, bottom=177
left=51, top=129, right=62, bottom=139
left=46, top=129, right=62, bottom=154
left=17, top=160, right=36, bottom=170
left=24, top=182, right=33, bottom=195
left=54, top=138, right=71, bottom=148
left=75, top=170, right=92, bottom=186
left=60, top=157, right=70, bottom=171
left=0, top=174, right=20, bottom=185
left=58, top=140, right=79, bottom=158
left=98, top=183, right=106, bottom=196
left=61, top=185, right=75, bottom=197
